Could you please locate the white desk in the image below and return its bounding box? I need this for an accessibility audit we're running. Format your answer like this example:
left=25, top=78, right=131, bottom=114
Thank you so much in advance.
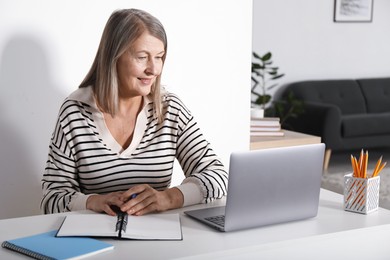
left=1, top=189, right=390, bottom=259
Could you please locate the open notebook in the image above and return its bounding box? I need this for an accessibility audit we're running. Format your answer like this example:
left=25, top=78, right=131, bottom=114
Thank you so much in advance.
left=57, top=213, right=182, bottom=241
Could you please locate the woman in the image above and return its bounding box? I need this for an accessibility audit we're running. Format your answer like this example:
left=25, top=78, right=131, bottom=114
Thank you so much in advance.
left=41, top=9, right=228, bottom=216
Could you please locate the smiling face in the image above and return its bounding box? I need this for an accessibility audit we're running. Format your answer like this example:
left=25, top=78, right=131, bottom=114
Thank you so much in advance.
left=116, top=32, right=165, bottom=98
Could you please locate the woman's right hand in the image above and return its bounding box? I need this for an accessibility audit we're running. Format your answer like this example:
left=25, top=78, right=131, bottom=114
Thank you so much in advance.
left=86, top=191, right=125, bottom=216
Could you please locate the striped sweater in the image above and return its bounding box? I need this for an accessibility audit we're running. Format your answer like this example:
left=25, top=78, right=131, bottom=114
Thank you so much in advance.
left=41, top=86, right=228, bottom=214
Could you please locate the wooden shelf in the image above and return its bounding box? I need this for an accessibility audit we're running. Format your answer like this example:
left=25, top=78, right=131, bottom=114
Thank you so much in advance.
left=250, top=130, right=321, bottom=150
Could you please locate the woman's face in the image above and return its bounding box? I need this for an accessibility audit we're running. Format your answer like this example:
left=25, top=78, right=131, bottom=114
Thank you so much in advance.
left=117, top=32, right=165, bottom=98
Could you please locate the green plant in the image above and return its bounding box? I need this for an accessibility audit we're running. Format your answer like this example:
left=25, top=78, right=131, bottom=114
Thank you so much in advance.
left=251, top=51, right=285, bottom=108
left=271, top=91, right=305, bottom=130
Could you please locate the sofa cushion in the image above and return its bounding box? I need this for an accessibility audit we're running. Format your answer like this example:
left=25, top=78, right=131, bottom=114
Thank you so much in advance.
left=357, top=77, right=390, bottom=113
left=287, top=80, right=367, bottom=115
left=342, top=112, right=390, bottom=137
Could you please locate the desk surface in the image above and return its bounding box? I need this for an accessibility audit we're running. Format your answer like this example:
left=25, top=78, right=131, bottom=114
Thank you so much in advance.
left=1, top=189, right=390, bottom=259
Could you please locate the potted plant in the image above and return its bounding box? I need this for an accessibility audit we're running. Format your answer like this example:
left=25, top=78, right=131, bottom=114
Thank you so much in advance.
left=272, top=91, right=305, bottom=130
left=251, top=51, right=285, bottom=118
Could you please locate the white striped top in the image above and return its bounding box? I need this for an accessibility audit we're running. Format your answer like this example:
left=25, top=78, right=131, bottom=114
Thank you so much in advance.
left=41, top=86, right=228, bottom=214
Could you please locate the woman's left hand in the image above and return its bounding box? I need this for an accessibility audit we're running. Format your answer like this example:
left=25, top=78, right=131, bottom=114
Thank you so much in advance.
left=120, top=184, right=184, bottom=216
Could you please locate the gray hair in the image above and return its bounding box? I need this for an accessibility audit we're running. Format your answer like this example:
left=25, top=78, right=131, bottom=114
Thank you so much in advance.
left=79, top=9, right=167, bottom=122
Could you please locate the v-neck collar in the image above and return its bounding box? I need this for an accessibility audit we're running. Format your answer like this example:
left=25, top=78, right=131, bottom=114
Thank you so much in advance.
left=68, top=86, right=150, bottom=157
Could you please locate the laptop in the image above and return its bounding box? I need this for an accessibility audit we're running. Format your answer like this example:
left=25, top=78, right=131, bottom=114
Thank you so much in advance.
left=184, top=143, right=325, bottom=232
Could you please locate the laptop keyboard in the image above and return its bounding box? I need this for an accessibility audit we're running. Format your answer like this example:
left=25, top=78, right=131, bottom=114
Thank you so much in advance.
left=205, top=215, right=225, bottom=227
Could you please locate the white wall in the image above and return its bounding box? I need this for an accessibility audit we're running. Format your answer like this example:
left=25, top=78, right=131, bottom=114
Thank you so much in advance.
left=0, top=0, right=252, bottom=219
left=253, top=0, right=390, bottom=98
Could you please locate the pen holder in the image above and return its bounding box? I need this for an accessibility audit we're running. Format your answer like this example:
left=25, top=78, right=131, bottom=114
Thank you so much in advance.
left=343, top=173, right=380, bottom=214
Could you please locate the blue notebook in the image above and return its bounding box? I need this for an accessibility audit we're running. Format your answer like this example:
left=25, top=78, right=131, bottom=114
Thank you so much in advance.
left=2, top=230, right=114, bottom=260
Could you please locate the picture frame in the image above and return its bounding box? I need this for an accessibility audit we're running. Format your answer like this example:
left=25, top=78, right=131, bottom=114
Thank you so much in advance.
left=334, top=0, right=373, bottom=23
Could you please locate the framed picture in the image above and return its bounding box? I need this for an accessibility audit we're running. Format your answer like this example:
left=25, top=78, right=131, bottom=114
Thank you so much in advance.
left=334, top=0, right=373, bottom=22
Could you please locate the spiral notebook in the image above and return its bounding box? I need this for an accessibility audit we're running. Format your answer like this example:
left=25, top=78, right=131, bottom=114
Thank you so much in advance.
left=2, top=230, right=113, bottom=260
left=57, top=213, right=182, bottom=241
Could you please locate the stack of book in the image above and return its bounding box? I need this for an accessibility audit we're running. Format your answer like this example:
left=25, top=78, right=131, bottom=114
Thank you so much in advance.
left=250, top=117, right=285, bottom=137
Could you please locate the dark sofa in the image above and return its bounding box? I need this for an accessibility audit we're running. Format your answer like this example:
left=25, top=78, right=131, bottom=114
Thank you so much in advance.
left=281, top=77, right=390, bottom=168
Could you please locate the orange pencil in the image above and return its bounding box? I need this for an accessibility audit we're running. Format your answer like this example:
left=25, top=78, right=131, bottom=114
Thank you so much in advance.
left=373, top=162, right=387, bottom=177
left=358, top=149, right=364, bottom=178
left=363, top=150, right=368, bottom=178
left=353, top=156, right=360, bottom=178
left=359, top=149, right=364, bottom=165
left=372, top=156, right=383, bottom=178
left=351, top=155, right=356, bottom=177
left=378, top=162, right=387, bottom=174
